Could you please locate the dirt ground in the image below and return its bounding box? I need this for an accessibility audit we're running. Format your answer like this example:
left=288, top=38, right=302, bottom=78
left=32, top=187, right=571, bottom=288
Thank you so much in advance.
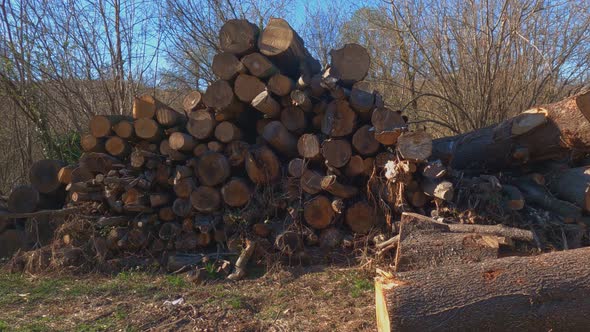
left=0, top=265, right=375, bottom=331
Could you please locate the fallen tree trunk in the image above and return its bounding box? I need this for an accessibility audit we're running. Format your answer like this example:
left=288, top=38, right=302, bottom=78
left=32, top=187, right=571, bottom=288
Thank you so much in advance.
left=432, top=91, right=590, bottom=171
left=375, top=246, right=590, bottom=332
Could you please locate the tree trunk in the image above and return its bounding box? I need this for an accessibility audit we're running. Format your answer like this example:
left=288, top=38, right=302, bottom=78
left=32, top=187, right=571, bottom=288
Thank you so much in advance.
left=322, top=139, right=352, bottom=168
left=547, top=166, right=590, bottom=211
left=221, top=178, right=252, bottom=207
left=133, top=95, right=165, bottom=119
left=329, top=43, right=370, bottom=86
left=281, top=106, right=306, bottom=133
left=218, top=19, right=259, bottom=56
left=304, top=195, right=334, bottom=230
left=212, top=53, right=246, bottom=81
left=241, top=52, right=278, bottom=79
left=196, top=152, right=230, bottom=186
left=112, top=120, right=135, bottom=139
left=89, top=115, right=131, bottom=138
left=203, top=80, right=244, bottom=116
left=375, top=246, right=590, bottom=332
left=134, top=118, right=161, bottom=142
left=190, top=186, right=221, bottom=213
left=349, top=81, right=374, bottom=112
left=322, top=100, right=357, bottom=137
left=432, top=91, right=590, bottom=171
left=187, top=109, right=217, bottom=140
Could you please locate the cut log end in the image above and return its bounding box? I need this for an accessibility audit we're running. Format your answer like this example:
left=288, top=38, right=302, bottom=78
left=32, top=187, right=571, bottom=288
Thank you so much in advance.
left=304, top=195, right=334, bottom=230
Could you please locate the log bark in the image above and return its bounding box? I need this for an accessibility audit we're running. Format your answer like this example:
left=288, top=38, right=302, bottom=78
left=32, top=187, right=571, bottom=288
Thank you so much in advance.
left=156, top=107, right=186, bottom=128
left=225, top=140, right=249, bottom=167
left=345, top=201, right=376, bottom=234
left=432, top=91, right=590, bottom=171
left=297, top=134, right=322, bottom=160
left=58, top=165, right=76, bottom=185
left=190, top=186, right=221, bottom=213
left=183, top=91, right=204, bottom=112
left=322, top=100, right=357, bottom=137
left=160, top=140, right=187, bottom=161
left=322, top=139, right=352, bottom=168
left=267, top=73, right=294, bottom=96
left=187, top=109, right=217, bottom=140
left=396, top=131, right=433, bottom=162
left=344, top=155, right=365, bottom=177
left=241, top=52, right=278, bottom=79
left=258, top=18, right=321, bottom=78
left=214, top=121, right=242, bottom=143
left=133, top=95, right=163, bottom=119
left=212, top=53, right=246, bottom=81
left=196, top=152, right=231, bottom=186
left=304, top=195, right=334, bottom=230
left=234, top=74, right=266, bottom=103
left=371, top=108, right=406, bottom=145
left=421, top=178, right=454, bottom=202
left=375, top=246, right=590, bottom=332
left=81, top=135, right=106, bottom=153
left=329, top=43, right=370, bottom=86
left=29, top=159, right=65, bottom=194
left=288, top=158, right=305, bottom=177
left=514, top=177, right=582, bottom=221
left=251, top=91, right=281, bottom=119
left=172, top=198, right=192, bottom=218
left=352, top=125, right=380, bottom=156
left=262, top=121, right=298, bottom=157
left=290, top=90, right=312, bottom=112
left=218, top=19, right=259, bottom=56
left=221, top=178, right=252, bottom=207
left=193, top=143, right=209, bottom=158
left=300, top=169, right=324, bottom=194
left=173, top=177, right=195, bottom=199
left=245, top=145, right=281, bottom=184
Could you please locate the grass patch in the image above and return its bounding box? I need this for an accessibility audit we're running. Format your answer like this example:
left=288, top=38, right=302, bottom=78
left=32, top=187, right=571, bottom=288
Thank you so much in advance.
left=164, top=275, right=188, bottom=289
left=349, top=274, right=372, bottom=298
left=0, top=320, right=9, bottom=331
left=226, top=295, right=245, bottom=309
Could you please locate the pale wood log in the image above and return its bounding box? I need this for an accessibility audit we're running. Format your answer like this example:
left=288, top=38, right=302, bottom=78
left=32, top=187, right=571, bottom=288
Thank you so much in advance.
left=186, top=109, right=217, bottom=140
left=396, top=131, right=433, bottom=162
left=169, top=132, right=196, bottom=151
left=156, top=106, right=186, bottom=128
left=132, top=95, right=163, bottom=119
left=421, top=178, right=454, bottom=202
left=105, top=136, right=130, bottom=157
left=207, top=141, right=225, bottom=153
left=112, top=120, right=134, bottom=139
left=297, top=133, right=321, bottom=160
left=89, top=115, right=131, bottom=138
left=58, top=165, right=76, bottom=185
left=134, top=118, right=161, bottom=142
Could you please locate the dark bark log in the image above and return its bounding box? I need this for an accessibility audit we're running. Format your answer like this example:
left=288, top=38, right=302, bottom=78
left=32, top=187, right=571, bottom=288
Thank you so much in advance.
left=349, top=81, right=375, bottom=112
left=321, top=175, right=358, bottom=199
left=371, top=107, right=406, bottom=145
left=245, top=145, right=281, bottom=184
left=8, top=185, right=39, bottom=213
left=203, top=80, right=244, bottom=116
left=234, top=74, right=266, bottom=103
left=172, top=198, right=192, bottom=218
left=267, top=73, right=295, bottom=96
left=352, top=125, right=380, bottom=156
left=322, top=139, right=352, bottom=168
left=344, top=155, right=365, bottom=177
left=156, top=106, right=186, bottom=128
left=281, top=106, right=306, bottom=133
left=212, top=52, right=246, bottom=81
left=81, top=135, right=106, bottom=153
left=225, top=140, right=249, bottom=167
left=329, top=43, right=370, bottom=86
left=196, top=152, right=230, bottom=186
left=375, top=246, right=590, bottom=332
left=187, top=109, right=217, bottom=140
left=214, top=121, right=242, bottom=143
left=547, top=166, right=590, bottom=211
left=514, top=177, right=582, bottom=221
left=345, top=201, right=376, bottom=234
left=262, top=121, right=298, bottom=157
left=288, top=158, right=305, bottom=178
left=190, top=186, right=221, bottom=213
left=169, top=132, right=196, bottom=152
left=322, top=100, right=357, bottom=137
left=251, top=91, right=281, bottom=119
left=300, top=169, right=324, bottom=195
left=29, top=159, right=65, bottom=194
left=304, top=195, right=335, bottom=230
left=432, top=92, right=590, bottom=171
left=221, top=178, right=252, bottom=207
